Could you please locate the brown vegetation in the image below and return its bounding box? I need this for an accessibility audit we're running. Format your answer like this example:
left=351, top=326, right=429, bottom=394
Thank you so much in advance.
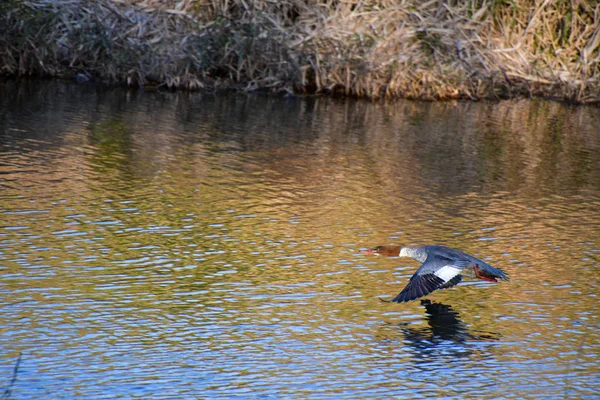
left=1, top=0, right=599, bottom=103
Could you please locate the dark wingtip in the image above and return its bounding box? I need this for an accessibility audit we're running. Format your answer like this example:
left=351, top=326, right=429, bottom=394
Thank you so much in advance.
left=387, top=273, right=448, bottom=303
left=389, top=292, right=414, bottom=303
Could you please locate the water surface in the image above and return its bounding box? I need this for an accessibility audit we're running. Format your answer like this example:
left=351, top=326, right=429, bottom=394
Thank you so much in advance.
left=1, top=81, right=599, bottom=398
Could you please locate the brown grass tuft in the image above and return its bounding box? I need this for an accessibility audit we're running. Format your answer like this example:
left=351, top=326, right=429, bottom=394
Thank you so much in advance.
left=1, top=0, right=599, bottom=103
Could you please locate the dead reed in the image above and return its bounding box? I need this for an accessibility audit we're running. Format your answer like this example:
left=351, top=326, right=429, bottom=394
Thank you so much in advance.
left=1, top=0, right=598, bottom=103
left=0, top=352, right=22, bottom=400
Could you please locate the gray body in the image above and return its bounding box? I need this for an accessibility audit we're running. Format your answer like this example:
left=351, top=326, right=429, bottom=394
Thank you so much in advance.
left=403, top=245, right=508, bottom=279
left=391, top=245, right=509, bottom=302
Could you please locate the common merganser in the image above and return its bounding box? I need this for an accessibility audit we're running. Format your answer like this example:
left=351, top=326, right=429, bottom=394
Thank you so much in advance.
left=360, top=245, right=509, bottom=303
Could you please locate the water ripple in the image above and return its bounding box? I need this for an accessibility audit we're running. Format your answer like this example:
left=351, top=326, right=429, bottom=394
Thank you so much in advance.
left=0, top=82, right=599, bottom=398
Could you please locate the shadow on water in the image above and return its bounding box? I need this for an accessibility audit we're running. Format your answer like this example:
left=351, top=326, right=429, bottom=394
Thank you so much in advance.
left=376, top=300, right=501, bottom=364
left=403, top=300, right=500, bottom=344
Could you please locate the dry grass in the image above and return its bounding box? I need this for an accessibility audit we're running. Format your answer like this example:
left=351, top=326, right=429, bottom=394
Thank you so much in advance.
left=1, top=0, right=599, bottom=103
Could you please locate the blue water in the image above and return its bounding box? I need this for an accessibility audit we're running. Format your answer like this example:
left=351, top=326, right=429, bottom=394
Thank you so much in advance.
left=1, top=81, right=599, bottom=399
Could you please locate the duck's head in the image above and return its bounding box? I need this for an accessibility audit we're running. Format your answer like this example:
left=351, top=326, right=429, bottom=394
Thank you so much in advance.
left=359, top=245, right=401, bottom=257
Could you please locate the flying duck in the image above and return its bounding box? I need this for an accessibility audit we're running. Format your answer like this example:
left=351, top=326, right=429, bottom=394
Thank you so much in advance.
left=360, top=245, right=509, bottom=302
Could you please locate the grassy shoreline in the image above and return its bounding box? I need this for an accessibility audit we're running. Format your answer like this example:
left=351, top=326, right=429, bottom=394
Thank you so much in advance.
left=1, top=0, right=599, bottom=104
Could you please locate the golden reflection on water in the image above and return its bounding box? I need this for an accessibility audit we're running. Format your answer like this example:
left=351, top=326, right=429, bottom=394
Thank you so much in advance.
left=0, top=81, right=599, bottom=398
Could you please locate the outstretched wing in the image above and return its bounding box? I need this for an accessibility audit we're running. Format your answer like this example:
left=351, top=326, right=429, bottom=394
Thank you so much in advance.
left=389, top=257, right=471, bottom=303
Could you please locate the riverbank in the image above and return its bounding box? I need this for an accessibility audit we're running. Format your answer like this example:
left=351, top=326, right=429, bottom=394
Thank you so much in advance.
left=1, top=0, right=599, bottom=104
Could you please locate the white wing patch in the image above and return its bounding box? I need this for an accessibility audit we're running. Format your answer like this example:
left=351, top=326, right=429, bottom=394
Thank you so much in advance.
left=433, top=266, right=462, bottom=282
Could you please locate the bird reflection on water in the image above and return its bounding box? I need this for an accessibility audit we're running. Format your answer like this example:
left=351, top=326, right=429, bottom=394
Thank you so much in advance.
left=405, top=300, right=499, bottom=342
left=377, top=300, right=501, bottom=364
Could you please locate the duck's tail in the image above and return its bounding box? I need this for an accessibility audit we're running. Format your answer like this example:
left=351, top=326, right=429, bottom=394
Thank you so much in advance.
left=475, top=263, right=509, bottom=282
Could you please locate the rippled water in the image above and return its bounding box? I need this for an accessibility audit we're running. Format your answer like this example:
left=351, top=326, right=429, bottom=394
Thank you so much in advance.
left=1, top=81, right=599, bottom=399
